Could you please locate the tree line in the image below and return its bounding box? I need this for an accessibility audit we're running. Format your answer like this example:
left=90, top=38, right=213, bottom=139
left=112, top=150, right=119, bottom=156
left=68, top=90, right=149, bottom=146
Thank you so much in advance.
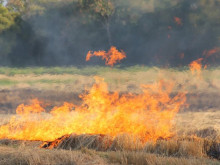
left=0, top=0, right=220, bottom=67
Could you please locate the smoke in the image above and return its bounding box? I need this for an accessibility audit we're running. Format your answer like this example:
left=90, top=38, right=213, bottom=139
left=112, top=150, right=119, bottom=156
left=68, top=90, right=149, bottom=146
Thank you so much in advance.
left=1, top=0, right=220, bottom=67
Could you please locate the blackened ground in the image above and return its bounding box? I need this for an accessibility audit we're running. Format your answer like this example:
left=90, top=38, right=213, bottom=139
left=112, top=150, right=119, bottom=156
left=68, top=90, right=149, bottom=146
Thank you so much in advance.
left=0, top=89, right=81, bottom=114
left=0, top=89, right=219, bottom=114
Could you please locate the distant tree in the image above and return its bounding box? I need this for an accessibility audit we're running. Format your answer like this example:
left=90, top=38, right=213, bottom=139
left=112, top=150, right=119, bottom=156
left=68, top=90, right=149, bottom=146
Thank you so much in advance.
left=7, top=0, right=44, bottom=16
left=0, top=4, right=20, bottom=64
left=78, top=0, right=115, bottom=46
left=7, top=0, right=73, bottom=17
left=7, top=0, right=25, bottom=12
left=0, top=4, right=19, bottom=32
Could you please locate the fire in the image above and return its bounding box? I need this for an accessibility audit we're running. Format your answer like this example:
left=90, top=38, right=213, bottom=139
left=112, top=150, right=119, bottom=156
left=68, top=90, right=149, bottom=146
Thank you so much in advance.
left=0, top=77, right=185, bottom=142
left=16, top=99, right=45, bottom=115
left=174, top=17, right=182, bottom=26
left=189, top=58, right=203, bottom=77
left=203, top=47, right=220, bottom=58
left=86, top=46, right=126, bottom=66
left=188, top=47, right=220, bottom=77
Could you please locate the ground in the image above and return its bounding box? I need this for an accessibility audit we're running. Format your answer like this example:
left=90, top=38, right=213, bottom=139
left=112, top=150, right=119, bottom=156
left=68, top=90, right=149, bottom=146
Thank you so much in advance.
left=0, top=66, right=220, bottom=165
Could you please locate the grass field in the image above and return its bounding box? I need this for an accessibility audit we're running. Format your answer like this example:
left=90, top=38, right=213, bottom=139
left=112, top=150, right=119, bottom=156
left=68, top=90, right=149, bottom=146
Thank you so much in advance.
left=0, top=66, right=220, bottom=165
left=0, top=66, right=219, bottom=92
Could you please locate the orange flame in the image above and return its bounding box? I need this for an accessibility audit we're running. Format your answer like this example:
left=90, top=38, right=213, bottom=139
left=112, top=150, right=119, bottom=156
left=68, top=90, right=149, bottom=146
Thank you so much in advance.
left=203, top=47, right=220, bottom=58
left=16, top=99, right=45, bottom=115
left=174, top=17, right=182, bottom=26
left=0, top=77, right=185, bottom=142
left=188, top=47, right=220, bottom=77
left=86, top=46, right=126, bottom=66
left=189, top=58, right=203, bottom=77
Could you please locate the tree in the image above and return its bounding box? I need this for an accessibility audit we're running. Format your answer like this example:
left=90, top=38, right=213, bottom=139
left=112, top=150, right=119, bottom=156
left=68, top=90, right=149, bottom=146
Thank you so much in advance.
left=78, top=0, right=115, bottom=46
left=0, top=4, right=20, bottom=64
left=0, top=4, right=18, bottom=32
left=6, top=0, right=26, bottom=12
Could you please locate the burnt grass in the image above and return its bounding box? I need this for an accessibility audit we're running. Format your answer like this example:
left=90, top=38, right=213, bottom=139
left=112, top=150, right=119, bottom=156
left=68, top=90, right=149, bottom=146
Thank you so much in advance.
left=0, top=89, right=219, bottom=114
left=0, top=89, right=81, bottom=114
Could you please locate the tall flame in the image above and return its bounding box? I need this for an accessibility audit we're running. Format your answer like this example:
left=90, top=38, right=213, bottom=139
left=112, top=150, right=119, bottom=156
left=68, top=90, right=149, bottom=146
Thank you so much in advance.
left=189, top=58, right=203, bottom=78
left=0, top=77, right=185, bottom=142
left=86, top=46, right=126, bottom=66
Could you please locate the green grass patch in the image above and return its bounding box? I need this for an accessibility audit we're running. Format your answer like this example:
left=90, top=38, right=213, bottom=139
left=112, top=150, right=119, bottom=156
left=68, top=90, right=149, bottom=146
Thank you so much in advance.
left=0, top=66, right=156, bottom=76
left=27, top=79, right=76, bottom=85
left=0, top=79, right=18, bottom=86
left=0, top=66, right=219, bottom=76
left=0, top=66, right=115, bottom=76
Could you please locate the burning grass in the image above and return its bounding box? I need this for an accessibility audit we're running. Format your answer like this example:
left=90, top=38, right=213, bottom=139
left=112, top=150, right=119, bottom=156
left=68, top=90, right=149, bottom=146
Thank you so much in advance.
left=0, top=109, right=220, bottom=164
left=0, top=89, right=219, bottom=164
left=0, top=76, right=186, bottom=142
left=0, top=66, right=220, bottom=164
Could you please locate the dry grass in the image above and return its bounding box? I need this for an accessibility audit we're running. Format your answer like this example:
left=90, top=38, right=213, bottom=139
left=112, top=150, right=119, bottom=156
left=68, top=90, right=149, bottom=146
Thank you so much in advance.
left=0, top=67, right=219, bottom=94
left=176, top=111, right=220, bottom=139
left=39, top=134, right=220, bottom=159
left=144, top=137, right=220, bottom=159
left=0, top=146, right=108, bottom=165
left=0, top=142, right=219, bottom=165
left=0, top=67, right=219, bottom=113
left=0, top=67, right=219, bottom=114
left=0, top=114, right=11, bottom=125
left=104, top=151, right=220, bottom=165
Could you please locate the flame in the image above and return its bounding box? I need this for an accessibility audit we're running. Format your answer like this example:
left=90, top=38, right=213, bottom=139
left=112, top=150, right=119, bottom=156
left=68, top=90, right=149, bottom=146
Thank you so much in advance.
left=16, top=99, right=45, bottom=115
left=189, top=58, right=203, bottom=77
left=174, top=17, right=182, bottom=26
left=189, top=47, right=220, bottom=77
left=203, top=47, right=220, bottom=58
left=86, top=46, right=126, bottom=66
left=0, top=77, right=185, bottom=142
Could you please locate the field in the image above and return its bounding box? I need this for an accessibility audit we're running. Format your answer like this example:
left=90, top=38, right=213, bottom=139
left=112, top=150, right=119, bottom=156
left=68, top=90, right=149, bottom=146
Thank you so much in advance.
left=0, top=66, right=220, bottom=165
